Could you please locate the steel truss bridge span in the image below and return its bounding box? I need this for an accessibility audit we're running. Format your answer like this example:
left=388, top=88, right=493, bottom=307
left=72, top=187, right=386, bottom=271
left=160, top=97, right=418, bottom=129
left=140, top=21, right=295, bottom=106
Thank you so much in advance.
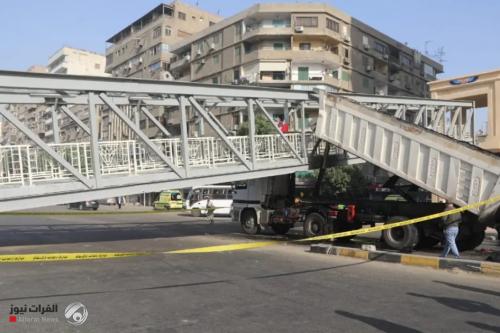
left=0, top=71, right=313, bottom=211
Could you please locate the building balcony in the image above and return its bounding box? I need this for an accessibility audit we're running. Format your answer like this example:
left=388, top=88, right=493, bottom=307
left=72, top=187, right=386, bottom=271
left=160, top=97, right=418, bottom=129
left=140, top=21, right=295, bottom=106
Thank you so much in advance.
left=244, top=49, right=341, bottom=66
left=169, top=55, right=191, bottom=72
left=243, top=26, right=293, bottom=40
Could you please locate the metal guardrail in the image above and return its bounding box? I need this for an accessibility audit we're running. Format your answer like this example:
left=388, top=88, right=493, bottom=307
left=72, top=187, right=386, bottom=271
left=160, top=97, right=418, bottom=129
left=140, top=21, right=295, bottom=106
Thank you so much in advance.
left=0, top=133, right=316, bottom=186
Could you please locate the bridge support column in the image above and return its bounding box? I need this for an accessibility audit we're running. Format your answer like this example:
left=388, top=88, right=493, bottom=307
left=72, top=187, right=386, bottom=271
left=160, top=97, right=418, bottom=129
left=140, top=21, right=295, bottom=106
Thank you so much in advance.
left=178, top=96, right=190, bottom=177
left=88, top=93, right=102, bottom=187
left=51, top=100, right=60, bottom=144
left=247, top=99, right=256, bottom=168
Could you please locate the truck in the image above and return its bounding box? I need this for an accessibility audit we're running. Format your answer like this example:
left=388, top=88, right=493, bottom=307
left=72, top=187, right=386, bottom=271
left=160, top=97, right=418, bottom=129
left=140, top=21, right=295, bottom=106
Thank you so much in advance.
left=232, top=174, right=487, bottom=251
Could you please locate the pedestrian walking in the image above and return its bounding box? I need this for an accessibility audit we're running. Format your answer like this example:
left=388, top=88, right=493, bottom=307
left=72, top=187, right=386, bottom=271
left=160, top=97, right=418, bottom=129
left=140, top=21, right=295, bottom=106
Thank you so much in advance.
left=440, top=202, right=461, bottom=258
left=206, top=196, right=215, bottom=225
left=116, top=196, right=124, bottom=209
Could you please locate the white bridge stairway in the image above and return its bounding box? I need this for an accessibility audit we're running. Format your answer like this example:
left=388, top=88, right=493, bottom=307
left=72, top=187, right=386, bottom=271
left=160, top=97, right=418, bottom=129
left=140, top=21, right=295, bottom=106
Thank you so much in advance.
left=315, top=92, right=500, bottom=224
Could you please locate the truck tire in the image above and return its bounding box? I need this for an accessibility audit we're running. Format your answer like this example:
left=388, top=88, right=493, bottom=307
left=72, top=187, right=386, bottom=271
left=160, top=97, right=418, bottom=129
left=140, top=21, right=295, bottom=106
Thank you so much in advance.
left=382, top=216, right=418, bottom=250
left=456, top=223, right=486, bottom=251
left=271, top=224, right=291, bottom=235
left=241, top=210, right=260, bottom=235
left=304, top=213, right=325, bottom=237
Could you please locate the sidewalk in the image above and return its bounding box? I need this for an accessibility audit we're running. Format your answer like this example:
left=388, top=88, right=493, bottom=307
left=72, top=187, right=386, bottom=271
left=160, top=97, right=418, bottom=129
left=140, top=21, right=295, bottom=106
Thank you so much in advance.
left=12, top=204, right=157, bottom=214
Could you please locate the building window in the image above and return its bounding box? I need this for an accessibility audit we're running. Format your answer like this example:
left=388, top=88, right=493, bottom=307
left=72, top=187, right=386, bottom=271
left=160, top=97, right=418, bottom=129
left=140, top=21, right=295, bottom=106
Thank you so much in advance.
left=165, top=26, right=172, bottom=36
left=178, top=11, right=186, bottom=20
left=213, top=54, right=219, bottom=64
left=326, top=18, right=339, bottom=32
left=298, top=67, right=309, bottom=80
left=374, top=41, right=387, bottom=55
left=299, top=43, right=311, bottom=50
left=209, top=21, right=216, bottom=26
left=94, top=63, right=101, bottom=70
left=153, top=26, right=161, bottom=39
left=273, top=42, right=284, bottom=50
left=235, top=46, right=241, bottom=62
left=423, top=63, right=435, bottom=77
left=344, top=48, right=349, bottom=58
left=235, top=23, right=242, bottom=40
left=234, top=69, right=241, bottom=80
left=341, top=70, right=351, bottom=81
left=211, top=77, right=219, bottom=84
left=213, top=33, right=220, bottom=44
left=362, top=55, right=369, bottom=66
left=400, top=53, right=412, bottom=67
left=363, top=77, right=370, bottom=89
left=295, top=16, right=318, bottom=27
left=272, top=19, right=285, bottom=27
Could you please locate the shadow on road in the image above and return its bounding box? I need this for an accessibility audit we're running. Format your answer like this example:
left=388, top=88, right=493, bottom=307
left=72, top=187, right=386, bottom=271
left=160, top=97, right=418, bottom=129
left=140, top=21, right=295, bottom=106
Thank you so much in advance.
left=434, top=280, right=500, bottom=297
left=0, top=220, right=240, bottom=247
left=467, top=321, right=500, bottom=333
left=408, top=292, right=500, bottom=316
left=334, top=310, right=422, bottom=333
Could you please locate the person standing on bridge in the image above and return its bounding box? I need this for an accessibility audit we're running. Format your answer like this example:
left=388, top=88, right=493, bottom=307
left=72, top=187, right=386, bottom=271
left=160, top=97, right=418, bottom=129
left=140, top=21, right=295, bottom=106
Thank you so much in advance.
left=440, top=202, right=461, bottom=258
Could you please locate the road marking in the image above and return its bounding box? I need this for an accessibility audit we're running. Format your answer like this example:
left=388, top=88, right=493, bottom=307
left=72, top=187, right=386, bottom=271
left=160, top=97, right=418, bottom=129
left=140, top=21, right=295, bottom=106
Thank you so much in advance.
left=0, top=195, right=498, bottom=263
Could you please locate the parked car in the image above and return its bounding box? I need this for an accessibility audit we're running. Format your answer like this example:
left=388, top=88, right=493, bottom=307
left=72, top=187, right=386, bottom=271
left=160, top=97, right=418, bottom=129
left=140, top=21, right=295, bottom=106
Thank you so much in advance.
left=67, top=201, right=99, bottom=211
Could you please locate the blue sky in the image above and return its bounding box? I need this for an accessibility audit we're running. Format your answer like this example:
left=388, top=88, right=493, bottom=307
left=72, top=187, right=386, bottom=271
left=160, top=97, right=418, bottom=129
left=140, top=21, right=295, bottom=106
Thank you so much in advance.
left=0, top=0, right=498, bottom=79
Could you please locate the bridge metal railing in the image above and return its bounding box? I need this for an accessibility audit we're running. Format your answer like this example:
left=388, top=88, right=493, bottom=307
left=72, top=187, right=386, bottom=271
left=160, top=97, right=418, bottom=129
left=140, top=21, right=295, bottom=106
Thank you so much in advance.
left=0, top=133, right=313, bottom=186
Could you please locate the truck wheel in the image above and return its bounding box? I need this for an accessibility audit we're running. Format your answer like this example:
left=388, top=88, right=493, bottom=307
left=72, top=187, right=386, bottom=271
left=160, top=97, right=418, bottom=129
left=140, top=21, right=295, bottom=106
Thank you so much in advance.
left=241, top=210, right=260, bottom=235
left=456, top=223, right=486, bottom=251
left=304, top=213, right=325, bottom=237
left=271, top=224, right=291, bottom=235
left=382, top=216, right=418, bottom=250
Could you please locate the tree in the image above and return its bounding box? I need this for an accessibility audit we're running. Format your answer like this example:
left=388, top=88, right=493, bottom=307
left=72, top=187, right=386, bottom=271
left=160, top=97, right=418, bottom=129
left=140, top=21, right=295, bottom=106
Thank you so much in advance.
left=317, top=165, right=368, bottom=198
left=237, top=115, right=275, bottom=135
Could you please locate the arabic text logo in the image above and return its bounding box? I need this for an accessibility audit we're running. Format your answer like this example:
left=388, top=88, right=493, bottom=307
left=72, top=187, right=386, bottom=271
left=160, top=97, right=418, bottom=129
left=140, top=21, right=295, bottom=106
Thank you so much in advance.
left=64, top=302, right=88, bottom=326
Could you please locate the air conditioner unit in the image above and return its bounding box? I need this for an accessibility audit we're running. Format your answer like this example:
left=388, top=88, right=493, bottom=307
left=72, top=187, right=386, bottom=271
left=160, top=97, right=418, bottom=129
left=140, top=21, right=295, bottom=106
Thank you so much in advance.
left=138, top=57, right=143, bottom=64
left=209, top=42, right=216, bottom=50
left=196, top=49, right=202, bottom=56
left=201, top=59, right=206, bottom=64
left=383, top=54, right=389, bottom=60
left=343, top=34, right=351, bottom=42
left=128, top=62, right=133, bottom=69
left=365, top=65, right=373, bottom=72
left=184, top=54, right=191, bottom=61
left=343, top=57, right=350, bottom=65
left=363, top=43, right=370, bottom=50
left=295, top=26, right=304, bottom=33
left=389, top=75, right=396, bottom=82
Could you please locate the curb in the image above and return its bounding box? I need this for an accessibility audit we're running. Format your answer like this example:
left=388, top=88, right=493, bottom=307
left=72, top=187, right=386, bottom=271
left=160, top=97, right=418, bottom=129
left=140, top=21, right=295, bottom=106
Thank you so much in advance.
left=310, top=244, right=500, bottom=277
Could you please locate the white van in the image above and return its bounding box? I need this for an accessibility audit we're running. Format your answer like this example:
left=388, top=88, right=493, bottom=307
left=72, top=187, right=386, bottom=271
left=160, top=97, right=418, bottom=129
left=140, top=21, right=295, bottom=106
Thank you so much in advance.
left=186, top=185, right=234, bottom=217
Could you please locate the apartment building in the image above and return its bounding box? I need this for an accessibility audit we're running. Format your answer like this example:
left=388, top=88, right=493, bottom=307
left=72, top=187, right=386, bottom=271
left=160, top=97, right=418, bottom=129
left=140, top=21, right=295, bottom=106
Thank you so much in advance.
left=170, top=3, right=442, bottom=98
left=1, top=47, right=108, bottom=145
left=105, top=1, right=222, bottom=80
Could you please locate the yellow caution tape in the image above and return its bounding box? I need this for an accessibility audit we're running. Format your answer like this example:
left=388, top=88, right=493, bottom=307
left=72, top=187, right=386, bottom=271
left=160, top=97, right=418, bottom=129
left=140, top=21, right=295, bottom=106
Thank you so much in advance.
left=0, top=195, right=498, bottom=262
left=164, top=241, right=278, bottom=254
left=0, top=252, right=149, bottom=263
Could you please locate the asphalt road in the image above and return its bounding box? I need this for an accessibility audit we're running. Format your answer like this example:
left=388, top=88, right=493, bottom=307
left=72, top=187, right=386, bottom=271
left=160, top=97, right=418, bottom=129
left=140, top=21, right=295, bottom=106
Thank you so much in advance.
left=0, top=211, right=499, bottom=333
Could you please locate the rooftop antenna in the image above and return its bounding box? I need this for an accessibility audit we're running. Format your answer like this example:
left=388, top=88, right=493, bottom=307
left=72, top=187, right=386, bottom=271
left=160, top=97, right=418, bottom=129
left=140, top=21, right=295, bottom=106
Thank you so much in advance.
left=432, top=46, right=446, bottom=63
left=424, top=40, right=432, bottom=55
